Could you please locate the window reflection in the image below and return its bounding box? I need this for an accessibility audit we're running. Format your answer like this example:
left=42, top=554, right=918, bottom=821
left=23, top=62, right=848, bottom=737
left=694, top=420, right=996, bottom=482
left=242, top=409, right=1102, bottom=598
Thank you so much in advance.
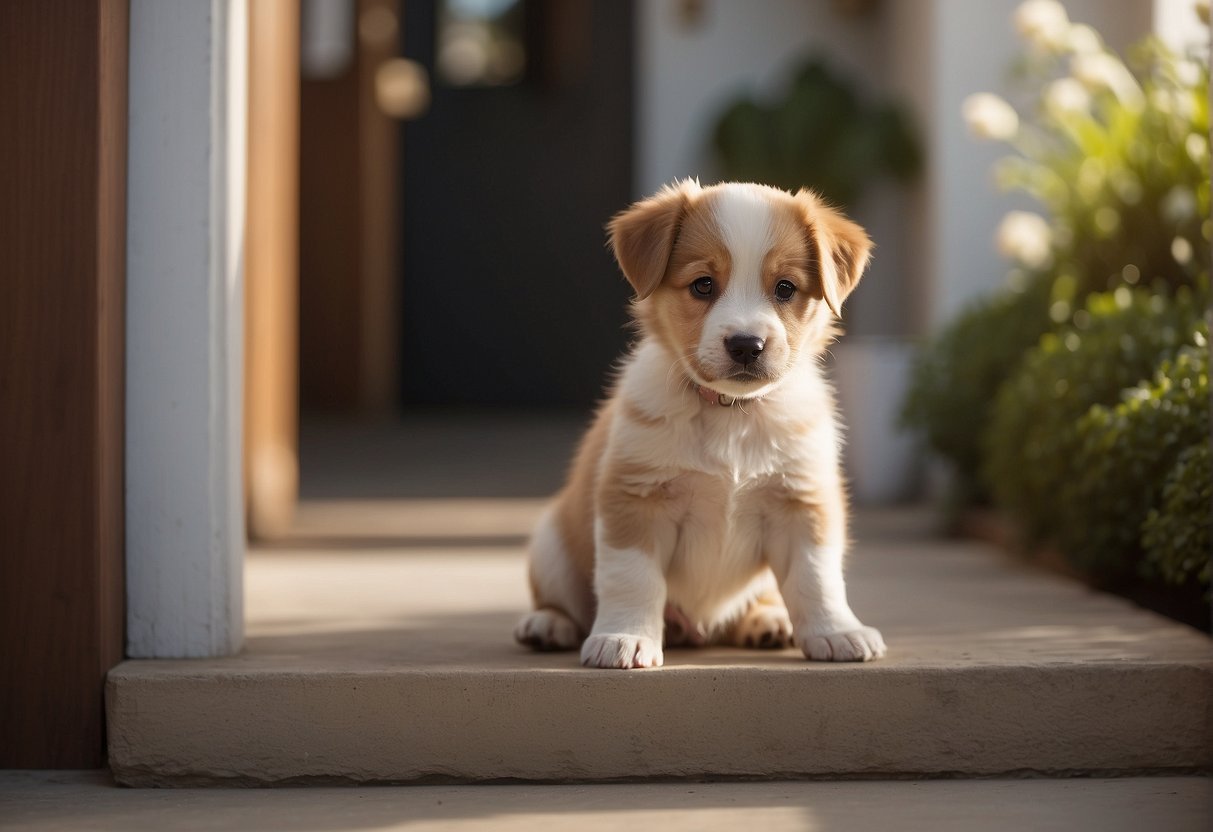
left=437, top=0, right=527, bottom=87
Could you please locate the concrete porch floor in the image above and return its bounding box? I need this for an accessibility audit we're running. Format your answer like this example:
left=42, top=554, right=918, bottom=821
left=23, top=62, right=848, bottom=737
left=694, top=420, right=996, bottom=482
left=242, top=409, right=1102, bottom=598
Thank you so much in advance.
left=3, top=413, right=1208, bottom=828
left=101, top=414, right=1213, bottom=788
left=2, top=770, right=1209, bottom=831
left=105, top=501, right=1212, bottom=783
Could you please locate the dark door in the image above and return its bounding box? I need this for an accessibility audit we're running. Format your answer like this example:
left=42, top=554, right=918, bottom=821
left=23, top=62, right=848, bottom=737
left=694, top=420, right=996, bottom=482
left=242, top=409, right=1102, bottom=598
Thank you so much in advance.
left=400, top=0, right=634, bottom=408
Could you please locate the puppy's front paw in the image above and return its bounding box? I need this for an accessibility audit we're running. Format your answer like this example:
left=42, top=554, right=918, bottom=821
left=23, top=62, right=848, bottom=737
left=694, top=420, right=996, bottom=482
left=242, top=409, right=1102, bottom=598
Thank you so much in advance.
left=797, top=625, right=886, bottom=662
left=581, top=633, right=663, bottom=669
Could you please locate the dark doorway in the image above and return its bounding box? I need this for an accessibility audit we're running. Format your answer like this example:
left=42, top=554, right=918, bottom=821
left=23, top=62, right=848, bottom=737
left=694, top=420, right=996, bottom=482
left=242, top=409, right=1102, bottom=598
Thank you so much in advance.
left=400, top=0, right=635, bottom=408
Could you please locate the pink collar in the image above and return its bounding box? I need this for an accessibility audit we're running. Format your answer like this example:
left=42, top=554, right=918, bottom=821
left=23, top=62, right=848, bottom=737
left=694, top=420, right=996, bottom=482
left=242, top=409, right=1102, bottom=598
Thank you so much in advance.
left=695, top=383, right=749, bottom=407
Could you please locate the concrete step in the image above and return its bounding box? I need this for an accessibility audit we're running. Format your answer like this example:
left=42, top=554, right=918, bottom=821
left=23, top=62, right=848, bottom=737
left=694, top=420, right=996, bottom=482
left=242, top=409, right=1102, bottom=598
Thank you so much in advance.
left=106, top=505, right=1213, bottom=786
left=4, top=770, right=1210, bottom=831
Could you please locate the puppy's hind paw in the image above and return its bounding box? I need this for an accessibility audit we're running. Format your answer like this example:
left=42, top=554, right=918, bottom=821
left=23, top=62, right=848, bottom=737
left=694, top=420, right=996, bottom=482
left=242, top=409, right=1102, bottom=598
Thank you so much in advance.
left=581, top=633, right=663, bottom=669
left=514, top=608, right=582, bottom=651
left=797, top=625, right=886, bottom=662
left=731, top=603, right=793, bottom=649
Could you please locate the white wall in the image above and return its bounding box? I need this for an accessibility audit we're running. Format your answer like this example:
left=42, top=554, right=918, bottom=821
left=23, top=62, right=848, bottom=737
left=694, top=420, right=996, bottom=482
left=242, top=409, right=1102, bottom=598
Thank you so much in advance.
left=896, top=0, right=1154, bottom=331
left=636, top=0, right=903, bottom=336
left=903, top=0, right=1025, bottom=331
left=637, top=0, right=1157, bottom=337
left=126, top=0, right=247, bottom=658
left=636, top=0, right=886, bottom=196
left=1154, top=0, right=1210, bottom=52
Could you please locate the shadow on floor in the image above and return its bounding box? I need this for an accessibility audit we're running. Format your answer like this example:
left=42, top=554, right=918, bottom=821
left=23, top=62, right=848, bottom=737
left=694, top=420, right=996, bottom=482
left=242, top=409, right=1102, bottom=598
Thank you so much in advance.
left=299, top=411, right=589, bottom=500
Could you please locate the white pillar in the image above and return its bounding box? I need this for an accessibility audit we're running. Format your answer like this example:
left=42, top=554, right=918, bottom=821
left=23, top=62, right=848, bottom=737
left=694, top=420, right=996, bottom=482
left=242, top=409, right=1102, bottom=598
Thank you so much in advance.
left=125, top=0, right=247, bottom=658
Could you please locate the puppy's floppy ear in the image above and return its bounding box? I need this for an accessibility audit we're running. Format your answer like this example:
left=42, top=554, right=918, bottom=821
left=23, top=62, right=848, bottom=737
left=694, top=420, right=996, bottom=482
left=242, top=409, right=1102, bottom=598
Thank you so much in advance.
left=796, top=189, right=873, bottom=318
left=607, top=180, right=697, bottom=300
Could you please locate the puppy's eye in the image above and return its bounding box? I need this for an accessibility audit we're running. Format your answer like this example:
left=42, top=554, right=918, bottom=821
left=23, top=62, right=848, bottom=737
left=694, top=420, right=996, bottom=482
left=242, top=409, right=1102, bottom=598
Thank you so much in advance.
left=774, top=280, right=797, bottom=301
left=690, top=276, right=714, bottom=298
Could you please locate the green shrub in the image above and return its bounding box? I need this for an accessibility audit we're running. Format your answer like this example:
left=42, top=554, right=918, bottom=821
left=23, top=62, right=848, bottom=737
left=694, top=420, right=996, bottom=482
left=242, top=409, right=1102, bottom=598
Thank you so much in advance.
left=1141, top=441, right=1212, bottom=589
left=1059, top=339, right=1209, bottom=583
left=987, top=36, right=1211, bottom=309
left=902, top=7, right=1211, bottom=620
left=982, top=287, right=1203, bottom=547
left=910, top=24, right=1209, bottom=512
left=900, top=273, right=1052, bottom=504
left=712, top=60, right=921, bottom=208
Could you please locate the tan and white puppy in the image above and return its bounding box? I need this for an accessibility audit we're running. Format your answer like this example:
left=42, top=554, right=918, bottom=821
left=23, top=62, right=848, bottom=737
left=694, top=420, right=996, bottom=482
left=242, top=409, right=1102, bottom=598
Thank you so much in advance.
left=515, top=180, right=886, bottom=669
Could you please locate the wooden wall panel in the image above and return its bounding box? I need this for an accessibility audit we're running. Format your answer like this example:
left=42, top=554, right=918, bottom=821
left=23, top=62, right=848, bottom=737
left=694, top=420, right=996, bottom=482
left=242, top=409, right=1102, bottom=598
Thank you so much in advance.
left=299, top=45, right=364, bottom=409
left=245, top=0, right=301, bottom=538
left=299, top=0, right=401, bottom=414
left=357, top=0, right=403, bottom=413
left=0, top=0, right=128, bottom=768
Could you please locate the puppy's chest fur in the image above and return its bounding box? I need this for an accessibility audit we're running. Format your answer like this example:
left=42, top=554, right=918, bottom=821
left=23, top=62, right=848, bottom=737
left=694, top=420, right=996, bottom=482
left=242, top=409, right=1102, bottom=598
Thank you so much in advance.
left=641, top=467, right=779, bottom=621
left=599, top=345, right=838, bottom=621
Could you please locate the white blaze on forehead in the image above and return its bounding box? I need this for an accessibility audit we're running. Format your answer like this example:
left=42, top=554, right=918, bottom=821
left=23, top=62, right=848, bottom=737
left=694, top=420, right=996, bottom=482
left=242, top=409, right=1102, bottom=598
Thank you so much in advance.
left=711, top=184, right=774, bottom=298
left=699, top=184, right=787, bottom=372
left=694, top=186, right=792, bottom=394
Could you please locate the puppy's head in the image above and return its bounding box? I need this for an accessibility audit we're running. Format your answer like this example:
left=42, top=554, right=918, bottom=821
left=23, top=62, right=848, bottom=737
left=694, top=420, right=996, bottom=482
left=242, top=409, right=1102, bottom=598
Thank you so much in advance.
left=608, top=180, right=872, bottom=398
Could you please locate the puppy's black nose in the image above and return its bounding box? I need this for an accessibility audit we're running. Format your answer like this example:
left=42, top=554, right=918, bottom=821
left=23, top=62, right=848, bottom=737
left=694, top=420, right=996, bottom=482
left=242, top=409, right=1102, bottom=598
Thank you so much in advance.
left=725, top=334, right=765, bottom=366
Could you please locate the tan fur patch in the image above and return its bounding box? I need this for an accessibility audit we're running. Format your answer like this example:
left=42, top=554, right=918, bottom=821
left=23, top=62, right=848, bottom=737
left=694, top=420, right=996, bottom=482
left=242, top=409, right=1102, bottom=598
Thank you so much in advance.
left=607, top=181, right=700, bottom=300
left=794, top=190, right=873, bottom=318
left=553, top=399, right=616, bottom=582
left=636, top=188, right=732, bottom=382
left=778, top=482, right=850, bottom=550
left=764, top=195, right=823, bottom=366
left=596, top=460, right=674, bottom=552
left=621, top=398, right=664, bottom=429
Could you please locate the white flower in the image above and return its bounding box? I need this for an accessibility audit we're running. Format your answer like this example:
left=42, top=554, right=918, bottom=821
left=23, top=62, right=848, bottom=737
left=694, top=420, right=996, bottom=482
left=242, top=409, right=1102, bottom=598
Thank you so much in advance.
left=1174, top=58, right=1201, bottom=87
left=1185, top=133, right=1208, bottom=165
left=1044, top=77, right=1091, bottom=115
left=1065, top=24, right=1103, bottom=55
left=962, top=93, right=1019, bottom=141
left=997, top=211, right=1053, bottom=268
left=1162, top=186, right=1197, bottom=224
left=1148, top=87, right=1195, bottom=119
left=1071, top=52, right=1145, bottom=110
left=1014, top=0, right=1071, bottom=51
left=1172, top=237, right=1194, bottom=265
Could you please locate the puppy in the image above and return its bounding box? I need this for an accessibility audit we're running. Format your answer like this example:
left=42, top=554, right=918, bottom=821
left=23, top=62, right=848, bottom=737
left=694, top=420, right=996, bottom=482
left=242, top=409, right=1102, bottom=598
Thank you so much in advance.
left=515, top=180, right=886, bottom=668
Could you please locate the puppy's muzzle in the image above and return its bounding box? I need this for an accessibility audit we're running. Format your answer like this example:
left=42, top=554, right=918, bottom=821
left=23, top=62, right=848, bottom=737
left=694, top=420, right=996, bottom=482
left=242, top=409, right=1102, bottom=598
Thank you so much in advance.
left=724, top=334, right=765, bottom=367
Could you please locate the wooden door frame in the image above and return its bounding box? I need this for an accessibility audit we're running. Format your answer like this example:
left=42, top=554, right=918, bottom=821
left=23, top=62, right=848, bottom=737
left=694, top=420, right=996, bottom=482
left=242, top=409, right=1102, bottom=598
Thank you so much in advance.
left=299, top=0, right=401, bottom=415
left=2, top=0, right=256, bottom=767
left=0, top=0, right=129, bottom=768
left=245, top=0, right=302, bottom=539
